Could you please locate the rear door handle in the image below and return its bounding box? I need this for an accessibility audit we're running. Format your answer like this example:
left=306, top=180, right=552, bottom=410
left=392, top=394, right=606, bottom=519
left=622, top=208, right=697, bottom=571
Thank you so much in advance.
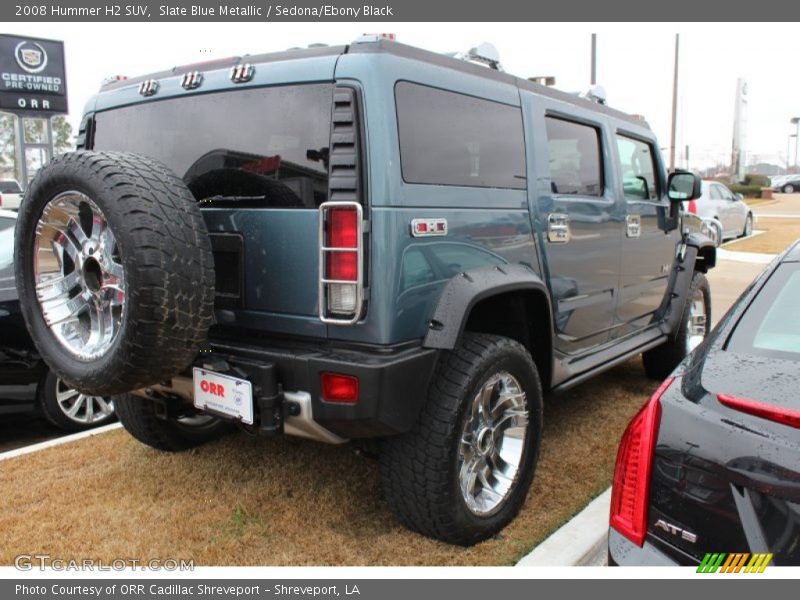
left=547, top=213, right=571, bottom=243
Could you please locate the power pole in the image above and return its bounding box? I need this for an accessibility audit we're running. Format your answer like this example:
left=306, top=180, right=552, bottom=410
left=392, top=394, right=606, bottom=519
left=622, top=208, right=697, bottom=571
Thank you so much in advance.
left=590, top=33, right=597, bottom=85
left=669, top=34, right=679, bottom=172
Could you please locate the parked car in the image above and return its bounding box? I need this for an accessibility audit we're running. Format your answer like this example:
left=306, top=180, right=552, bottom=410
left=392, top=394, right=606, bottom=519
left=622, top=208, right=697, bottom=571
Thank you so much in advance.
left=0, top=180, right=23, bottom=210
left=684, top=181, right=753, bottom=246
left=609, top=239, right=800, bottom=566
left=12, top=38, right=714, bottom=545
left=772, top=175, right=800, bottom=194
left=0, top=210, right=115, bottom=431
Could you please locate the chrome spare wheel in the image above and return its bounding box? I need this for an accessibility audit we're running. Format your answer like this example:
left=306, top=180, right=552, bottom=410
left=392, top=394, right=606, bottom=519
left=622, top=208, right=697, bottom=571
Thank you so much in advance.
left=686, top=288, right=708, bottom=353
left=458, top=371, right=529, bottom=517
left=56, top=378, right=114, bottom=424
left=34, top=192, right=125, bottom=361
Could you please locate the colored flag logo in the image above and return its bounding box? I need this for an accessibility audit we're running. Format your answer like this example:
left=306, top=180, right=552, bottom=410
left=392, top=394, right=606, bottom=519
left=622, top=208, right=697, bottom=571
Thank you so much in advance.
left=697, top=553, right=773, bottom=573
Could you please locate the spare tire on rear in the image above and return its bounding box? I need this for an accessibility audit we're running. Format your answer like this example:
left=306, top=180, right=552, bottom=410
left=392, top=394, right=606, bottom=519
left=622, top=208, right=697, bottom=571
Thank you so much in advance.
left=14, top=151, right=215, bottom=396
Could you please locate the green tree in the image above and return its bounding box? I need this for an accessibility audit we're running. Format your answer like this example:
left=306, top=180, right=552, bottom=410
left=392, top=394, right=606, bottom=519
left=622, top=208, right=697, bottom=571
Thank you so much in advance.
left=52, top=115, right=74, bottom=155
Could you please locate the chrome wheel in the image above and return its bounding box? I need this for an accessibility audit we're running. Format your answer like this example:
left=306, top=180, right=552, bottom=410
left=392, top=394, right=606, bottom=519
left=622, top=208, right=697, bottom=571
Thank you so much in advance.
left=55, top=378, right=114, bottom=425
left=744, top=215, right=753, bottom=237
left=685, top=288, right=708, bottom=353
left=458, top=371, right=528, bottom=517
left=34, top=191, right=125, bottom=361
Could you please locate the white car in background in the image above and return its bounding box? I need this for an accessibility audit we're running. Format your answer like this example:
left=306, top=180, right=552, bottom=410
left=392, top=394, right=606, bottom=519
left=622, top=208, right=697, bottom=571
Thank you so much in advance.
left=0, top=180, right=24, bottom=210
left=683, top=180, right=753, bottom=246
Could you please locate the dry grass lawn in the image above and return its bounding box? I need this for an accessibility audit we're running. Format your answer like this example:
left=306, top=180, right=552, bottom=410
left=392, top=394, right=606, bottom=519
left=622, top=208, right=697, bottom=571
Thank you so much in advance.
left=725, top=217, right=800, bottom=254
left=0, top=359, right=656, bottom=566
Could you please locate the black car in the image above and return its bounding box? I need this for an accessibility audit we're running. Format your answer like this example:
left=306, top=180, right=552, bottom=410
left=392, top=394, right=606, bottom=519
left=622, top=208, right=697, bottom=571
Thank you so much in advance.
left=609, top=239, right=800, bottom=566
left=0, top=210, right=115, bottom=432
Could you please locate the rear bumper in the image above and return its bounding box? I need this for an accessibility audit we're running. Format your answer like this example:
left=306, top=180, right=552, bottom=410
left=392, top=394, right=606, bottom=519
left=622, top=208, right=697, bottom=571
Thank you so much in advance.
left=608, top=528, right=697, bottom=566
left=147, top=335, right=439, bottom=441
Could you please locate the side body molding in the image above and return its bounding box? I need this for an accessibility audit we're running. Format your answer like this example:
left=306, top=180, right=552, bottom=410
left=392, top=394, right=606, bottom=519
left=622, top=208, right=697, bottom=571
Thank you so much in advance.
left=423, top=264, right=552, bottom=350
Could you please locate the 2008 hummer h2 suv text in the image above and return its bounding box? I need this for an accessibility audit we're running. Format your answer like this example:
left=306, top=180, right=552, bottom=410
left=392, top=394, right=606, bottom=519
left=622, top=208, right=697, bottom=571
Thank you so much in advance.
left=14, top=38, right=714, bottom=546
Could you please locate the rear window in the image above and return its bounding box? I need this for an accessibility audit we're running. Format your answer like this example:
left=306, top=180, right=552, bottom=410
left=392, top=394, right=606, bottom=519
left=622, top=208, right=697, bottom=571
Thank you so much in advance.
left=93, top=84, right=334, bottom=208
left=545, top=117, right=603, bottom=196
left=395, top=82, right=526, bottom=189
left=727, top=263, right=800, bottom=361
left=0, top=181, right=22, bottom=194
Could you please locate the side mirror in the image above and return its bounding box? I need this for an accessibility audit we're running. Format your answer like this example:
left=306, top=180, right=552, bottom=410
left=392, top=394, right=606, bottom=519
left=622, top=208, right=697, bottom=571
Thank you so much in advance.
left=734, top=193, right=744, bottom=202
left=667, top=171, right=702, bottom=202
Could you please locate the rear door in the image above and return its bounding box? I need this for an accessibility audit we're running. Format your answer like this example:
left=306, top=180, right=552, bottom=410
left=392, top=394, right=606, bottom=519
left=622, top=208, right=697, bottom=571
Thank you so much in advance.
left=614, top=131, right=677, bottom=335
left=524, top=93, right=622, bottom=356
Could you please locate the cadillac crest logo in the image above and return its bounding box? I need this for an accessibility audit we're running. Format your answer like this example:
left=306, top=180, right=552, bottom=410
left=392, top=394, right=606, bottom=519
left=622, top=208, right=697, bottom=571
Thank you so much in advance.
left=14, top=40, right=47, bottom=74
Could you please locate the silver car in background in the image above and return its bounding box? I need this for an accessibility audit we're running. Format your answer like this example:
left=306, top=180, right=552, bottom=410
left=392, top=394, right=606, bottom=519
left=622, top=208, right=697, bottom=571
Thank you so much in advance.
left=683, top=180, right=753, bottom=246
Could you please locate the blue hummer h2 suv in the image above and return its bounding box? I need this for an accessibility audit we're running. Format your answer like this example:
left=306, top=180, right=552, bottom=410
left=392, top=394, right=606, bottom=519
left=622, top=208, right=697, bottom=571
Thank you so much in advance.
left=13, top=38, right=714, bottom=545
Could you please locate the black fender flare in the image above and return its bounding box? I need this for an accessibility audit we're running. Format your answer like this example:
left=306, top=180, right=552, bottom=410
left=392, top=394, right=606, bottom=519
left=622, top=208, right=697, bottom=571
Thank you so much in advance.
left=423, top=264, right=553, bottom=350
left=686, top=232, right=717, bottom=272
left=659, top=233, right=716, bottom=336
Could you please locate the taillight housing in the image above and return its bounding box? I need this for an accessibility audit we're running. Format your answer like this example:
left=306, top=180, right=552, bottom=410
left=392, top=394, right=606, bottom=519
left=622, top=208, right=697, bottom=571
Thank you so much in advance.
left=320, top=372, right=359, bottom=404
left=319, top=201, right=363, bottom=324
left=717, top=393, right=800, bottom=429
left=687, top=200, right=697, bottom=214
left=609, top=376, right=673, bottom=547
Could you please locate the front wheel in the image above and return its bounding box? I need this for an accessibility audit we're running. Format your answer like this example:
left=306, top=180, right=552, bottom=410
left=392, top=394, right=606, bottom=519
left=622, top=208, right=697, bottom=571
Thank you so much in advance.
left=380, top=333, right=543, bottom=546
left=643, top=271, right=711, bottom=380
left=783, top=184, right=795, bottom=194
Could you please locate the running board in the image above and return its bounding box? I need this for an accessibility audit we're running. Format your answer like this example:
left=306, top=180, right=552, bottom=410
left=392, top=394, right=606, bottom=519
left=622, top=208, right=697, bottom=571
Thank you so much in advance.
left=550, top=330, right=666, bottom=393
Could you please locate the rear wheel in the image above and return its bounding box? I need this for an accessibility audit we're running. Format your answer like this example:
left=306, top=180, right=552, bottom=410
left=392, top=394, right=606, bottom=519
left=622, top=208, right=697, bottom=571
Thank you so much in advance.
left=643, top=271, right=711, bottom=380
left=114, top=394, right=231, bottom=452
left=380, top=333, right=543, bottom=546
left=783, top=184, right=795, bottom=194
left=38, top=371, right=115, bottom=432
left=741, top=213, right=753, bottom=238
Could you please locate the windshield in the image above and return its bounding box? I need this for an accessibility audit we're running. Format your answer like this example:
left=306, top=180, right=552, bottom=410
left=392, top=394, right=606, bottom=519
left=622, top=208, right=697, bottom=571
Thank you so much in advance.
left=93, top=83, right=334, bottom=208
left=727, top=263, right=800, bottom=361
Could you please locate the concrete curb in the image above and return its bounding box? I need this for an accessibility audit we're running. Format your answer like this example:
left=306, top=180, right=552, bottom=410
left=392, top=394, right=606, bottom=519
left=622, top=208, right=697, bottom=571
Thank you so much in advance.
left=717, top=248, right=777, bottom=264
left=0, top=422, right=122, bottom=462
left=517, top=488, right=610, bottom=567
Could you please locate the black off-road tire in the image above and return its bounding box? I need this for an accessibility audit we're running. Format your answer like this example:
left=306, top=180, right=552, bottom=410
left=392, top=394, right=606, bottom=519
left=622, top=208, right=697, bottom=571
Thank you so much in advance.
left=642, top=271, right=711, bottom=380
left=14, top=151, right=214, bottom=396
left=114, top=394, right=231, bottom=452
left=379, top=333, right=543, bottom=546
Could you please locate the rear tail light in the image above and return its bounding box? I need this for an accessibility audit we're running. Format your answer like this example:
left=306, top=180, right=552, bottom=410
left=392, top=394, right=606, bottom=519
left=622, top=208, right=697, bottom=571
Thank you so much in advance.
left=610, top=376, right=673, bottom=546
left=319, top=202, right=363, bottom=323
left=321, top=372, right=359, bottom=404
left=0, top=193, right=3, bottom=207
left=687, top=200, right=697, bottom=214
left=717, top=394, right=800, bottom=429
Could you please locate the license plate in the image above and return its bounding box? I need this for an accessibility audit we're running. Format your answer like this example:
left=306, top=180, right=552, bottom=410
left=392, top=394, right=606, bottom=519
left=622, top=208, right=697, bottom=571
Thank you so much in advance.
left=192, top=368, right=253, bottom=425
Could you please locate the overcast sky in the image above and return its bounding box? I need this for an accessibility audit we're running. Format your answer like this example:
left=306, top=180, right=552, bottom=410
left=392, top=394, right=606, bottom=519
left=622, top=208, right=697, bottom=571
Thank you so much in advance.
left=10, top=21, right=800, bottom=170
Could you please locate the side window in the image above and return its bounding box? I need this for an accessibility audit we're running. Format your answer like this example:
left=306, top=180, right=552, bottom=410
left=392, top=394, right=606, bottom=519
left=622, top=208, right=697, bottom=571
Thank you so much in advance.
left=615, top=134, right=659, bottom=201
left=709, top=185, right=723, bottom=200
left=545, top=117, right=603, bottom=196
left=395, top=82, right=526, bottom=189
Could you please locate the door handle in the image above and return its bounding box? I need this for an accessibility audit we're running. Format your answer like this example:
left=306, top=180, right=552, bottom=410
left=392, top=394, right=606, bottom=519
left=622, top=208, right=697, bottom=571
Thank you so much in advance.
left=547, top=213, right=571, bottom=243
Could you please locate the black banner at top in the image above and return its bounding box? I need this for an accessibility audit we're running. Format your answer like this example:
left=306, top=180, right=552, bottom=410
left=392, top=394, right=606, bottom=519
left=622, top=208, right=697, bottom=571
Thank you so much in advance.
left=0, top=33, right=68, bottom=114
left=3, top=0, right=800, bottom=22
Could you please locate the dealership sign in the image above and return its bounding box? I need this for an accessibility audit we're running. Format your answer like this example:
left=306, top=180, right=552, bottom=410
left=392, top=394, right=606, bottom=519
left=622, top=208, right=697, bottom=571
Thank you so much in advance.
left=0, top=34, right=67, bottom=114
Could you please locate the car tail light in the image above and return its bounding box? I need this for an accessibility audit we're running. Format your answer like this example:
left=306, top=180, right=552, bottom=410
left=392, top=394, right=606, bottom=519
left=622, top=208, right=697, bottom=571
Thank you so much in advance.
left=609, top=376, right=673, bottom=546
left=321, top=372, right=359, bottom=404
left=687, top=200, right=697, bottom=214
left=319, top=202, right=363, bottom=324
left=717, top=394, right=800, bottom=429
left=0, top=192, right=3, bottom=207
